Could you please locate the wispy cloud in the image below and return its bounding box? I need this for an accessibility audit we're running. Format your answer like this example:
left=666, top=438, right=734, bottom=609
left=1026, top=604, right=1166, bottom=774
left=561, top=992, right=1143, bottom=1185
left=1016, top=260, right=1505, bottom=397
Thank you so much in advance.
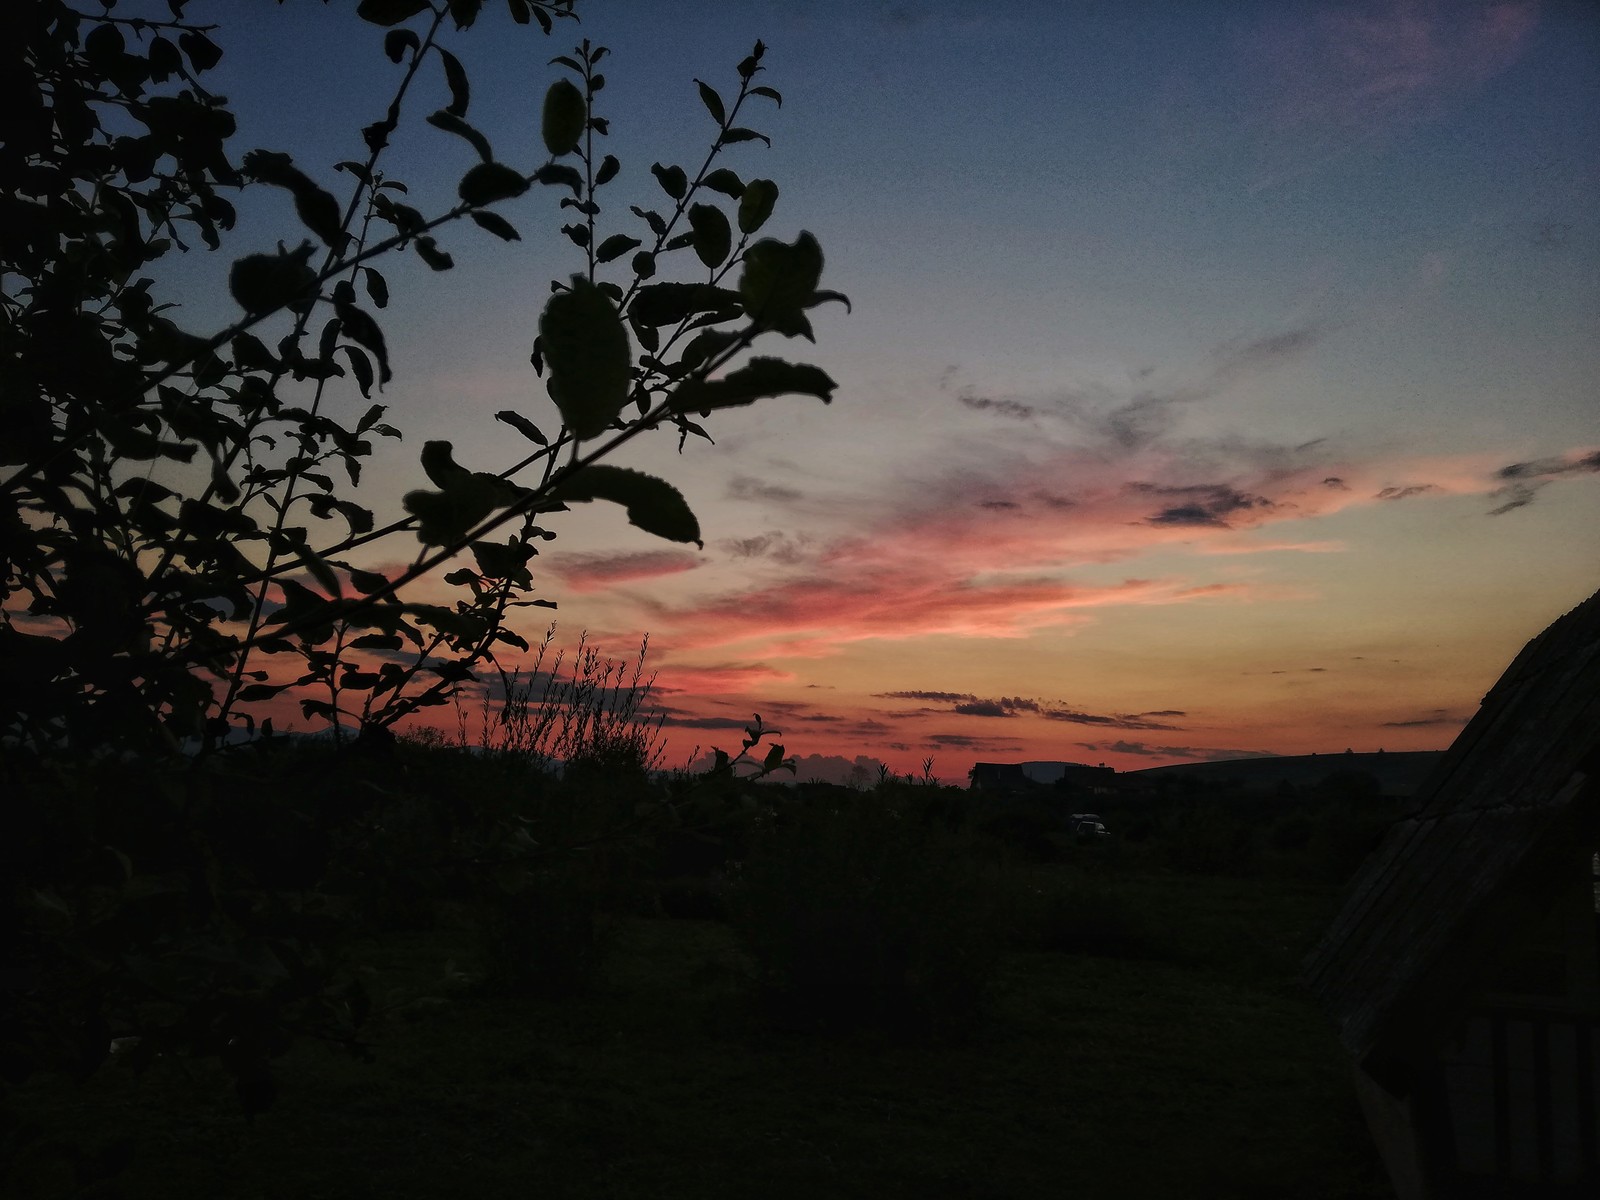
left=875, top=690, right=1185, bottom=731
left=1079, top=740, right=1277, bottom=762
left=1488, top=447, right=1600, bottom=514
left=728, top=476, right=804, bottom=504
left=960, top=394, right=1038, bottom=420
left=1133, top=482, right=1278, bottom=528
left=654, top=662, right=795, bottom=694
left=548, top=550, right=700, bottom=593
left=1042, top=708, right=1184, bottom=731
left=1380, top=708, right=1470, bottom=729
left=1375, top=484, right=1440, bottom=501
left=1242, top=0, right=1540, bottom=187
left=718, top=530, right=811, bottom=564
left=957, top=329, right=1321, bottom=452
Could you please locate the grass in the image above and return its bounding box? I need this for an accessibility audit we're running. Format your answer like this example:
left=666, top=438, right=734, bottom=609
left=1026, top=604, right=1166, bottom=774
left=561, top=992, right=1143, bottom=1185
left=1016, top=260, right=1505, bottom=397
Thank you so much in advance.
left=9, top=868, right=1392, bottom=1200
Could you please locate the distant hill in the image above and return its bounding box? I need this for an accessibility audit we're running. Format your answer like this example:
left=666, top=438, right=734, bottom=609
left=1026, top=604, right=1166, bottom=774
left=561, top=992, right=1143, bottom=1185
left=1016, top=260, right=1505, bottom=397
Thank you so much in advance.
left=1128, top=751, right=1444, bottom=796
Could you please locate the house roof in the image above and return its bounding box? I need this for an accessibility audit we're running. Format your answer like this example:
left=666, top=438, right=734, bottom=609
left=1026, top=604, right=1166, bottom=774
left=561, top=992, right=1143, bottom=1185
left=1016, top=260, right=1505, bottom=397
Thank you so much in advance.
left=1302, top=587, right=1600, bottom=1072
left=969, top=762, right=1034, bottom=788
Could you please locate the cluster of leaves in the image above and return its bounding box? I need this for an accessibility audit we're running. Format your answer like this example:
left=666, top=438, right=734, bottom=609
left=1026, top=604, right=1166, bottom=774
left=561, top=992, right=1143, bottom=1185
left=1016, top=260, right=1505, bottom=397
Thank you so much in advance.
left=1, top=0, right=843, bottom=1119
left=1, top=2, right=843, bottom=758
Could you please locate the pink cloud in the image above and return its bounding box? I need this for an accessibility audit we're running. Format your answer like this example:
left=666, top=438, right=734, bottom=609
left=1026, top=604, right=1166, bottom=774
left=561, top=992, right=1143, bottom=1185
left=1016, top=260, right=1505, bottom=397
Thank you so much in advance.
left=546, top=549, right=702, bottom=593
left=625, top=432, right=1562, bottom=661
left=639, top=567, right=1255, bottom=658
left=654, top=662, right=796, bottom=695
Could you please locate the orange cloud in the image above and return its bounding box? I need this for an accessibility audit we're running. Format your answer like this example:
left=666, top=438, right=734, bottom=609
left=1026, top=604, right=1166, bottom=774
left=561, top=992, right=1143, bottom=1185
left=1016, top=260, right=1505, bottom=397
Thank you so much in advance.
left=654, top=661, right=796, bottom=695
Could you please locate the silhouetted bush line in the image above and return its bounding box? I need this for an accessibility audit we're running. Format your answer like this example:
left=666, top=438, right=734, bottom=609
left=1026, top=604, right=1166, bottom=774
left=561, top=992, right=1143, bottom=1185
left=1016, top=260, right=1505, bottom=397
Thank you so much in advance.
left=3, top=0, right=843, bottom=1131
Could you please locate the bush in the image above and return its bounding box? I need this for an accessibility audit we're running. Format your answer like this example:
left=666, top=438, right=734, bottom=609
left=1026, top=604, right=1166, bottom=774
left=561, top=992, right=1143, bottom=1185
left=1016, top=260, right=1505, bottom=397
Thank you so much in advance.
left=728, top=793, right=1006, bottom=1040
left=1158, top=801, right=1261, bottom=877
left=475, top=865, right=609, bottom=999
left=974, top=801, right=1071, bottom=863
left=1008, top=876, right=1172, bottom=960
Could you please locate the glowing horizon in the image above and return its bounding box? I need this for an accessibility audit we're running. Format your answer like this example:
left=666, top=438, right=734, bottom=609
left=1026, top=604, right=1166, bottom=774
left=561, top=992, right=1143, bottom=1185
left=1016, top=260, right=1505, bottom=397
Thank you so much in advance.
left=115, top=2, right=1598, bottom=782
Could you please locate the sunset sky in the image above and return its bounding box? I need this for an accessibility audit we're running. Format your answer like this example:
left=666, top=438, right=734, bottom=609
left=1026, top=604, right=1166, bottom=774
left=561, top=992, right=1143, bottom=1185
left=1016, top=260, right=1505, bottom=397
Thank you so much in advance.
left=189, top=0, right=1597, bottom=781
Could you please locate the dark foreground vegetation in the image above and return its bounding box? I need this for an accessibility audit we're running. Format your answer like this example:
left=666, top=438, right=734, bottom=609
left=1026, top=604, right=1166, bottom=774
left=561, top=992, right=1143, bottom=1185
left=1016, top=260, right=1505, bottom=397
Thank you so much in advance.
left=8, top=732, right=1397, bottom=1199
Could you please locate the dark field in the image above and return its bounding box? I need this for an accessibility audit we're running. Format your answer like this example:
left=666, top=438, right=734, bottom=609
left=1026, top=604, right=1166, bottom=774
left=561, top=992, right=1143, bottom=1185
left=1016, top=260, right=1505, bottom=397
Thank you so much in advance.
left=12, top=857, right=1393, bottom=1199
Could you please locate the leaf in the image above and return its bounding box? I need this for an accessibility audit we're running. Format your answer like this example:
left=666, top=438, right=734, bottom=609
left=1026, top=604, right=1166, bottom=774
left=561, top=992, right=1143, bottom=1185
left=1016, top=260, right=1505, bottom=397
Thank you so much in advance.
left=341, top=345, right=375, bottom=397
left=702, top=168, right=744, bottom=199
left=576, top=233, right=633, bottom=265
left=595, top=154, right=620, bottom=187
left=147, top=35, right=181, bottom=82
left=404, top=478, right=508, bottom=546
left=534, top=163, right=583, bottom=193
left=695, top=80, right=726, bottom=125
left=738, top=40, right=767, bottom=79
left=238, top=683, right=289, bottom=702
left=737, top=178, right=778, bottom=234
left=242, top=151, right=345, bottom=249
left=229, top=244, right=318, bottom=316
left=178, top=30, right=223, bottom=71
left=678, top=329, right=743, bottom=371
left=333, top=500, right=375, bottom=535
left=739, top=230, right=824, bottom=339
left=447, top=0, right=485, bottom=31
left=494, top=410, right=547, bottom=445
left=348, top=567, right=391, bottom=595
left=540, top=276, right=632, bottom=440
left=414, top=236, right=454, bottom=271
left=426, top=110, right=493, bottom=162
left=363, top=266, right=389, bottom=308
left=300, top=547, right=343, bottom=598
left=470, top=539, right=534, bottom=579
left=383, top=28, right=419, bottom=63
left=629, top=283, right=742, bottom=328
left=439, top=48, right=470, bottom=116
left=471, top=211, right=521, bottom=241
left=650, top=163, right=687, bottom=201
left=458, top=161, right=528, bottom=208
left=542, top=78, right=586, bottom=156
left=687, top=204, right=732, bottom=269
left=622, top=212, right=664, bottom=245
left=335, top=303, right=392, bottom=385
left=671, top=357, right=836, bottom=414
left=750, top=85, right=783, bottom=107
left=231, top=331, right=276, bottom=371
left=721, top=127, right=770, bottom=147
left=357, top=0, right=429, bottom=25
left=552, top=465, right=702, bottom=547
left=420, top=440, right=472, bottom=488
left=350, top=633, right=403, bottom=651
left=806, top=289, right=857, bottom=312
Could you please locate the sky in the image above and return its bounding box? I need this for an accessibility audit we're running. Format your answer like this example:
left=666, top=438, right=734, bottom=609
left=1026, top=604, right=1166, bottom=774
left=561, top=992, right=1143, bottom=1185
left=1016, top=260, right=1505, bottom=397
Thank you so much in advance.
left=159, top=0, right=1598, bottom=781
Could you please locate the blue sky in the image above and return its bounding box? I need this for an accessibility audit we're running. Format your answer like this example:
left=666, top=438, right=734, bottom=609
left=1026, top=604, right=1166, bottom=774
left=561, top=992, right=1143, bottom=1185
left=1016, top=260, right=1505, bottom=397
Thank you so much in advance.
left=143, top=0, right=1599, bottom=778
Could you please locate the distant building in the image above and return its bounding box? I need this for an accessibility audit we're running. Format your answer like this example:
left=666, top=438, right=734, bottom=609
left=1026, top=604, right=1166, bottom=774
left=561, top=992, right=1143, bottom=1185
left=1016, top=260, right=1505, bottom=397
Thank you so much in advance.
left=1303, top=588, right=1600, bottom=1199
left=968, top=762, right=1036, bottom=795
left=1054, top=762, right=1117, bottom=796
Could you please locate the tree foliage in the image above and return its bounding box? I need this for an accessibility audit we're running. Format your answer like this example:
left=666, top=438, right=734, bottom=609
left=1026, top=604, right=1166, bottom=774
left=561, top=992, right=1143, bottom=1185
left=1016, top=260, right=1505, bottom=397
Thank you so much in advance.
left=1, top=0, right=841, bottom=1115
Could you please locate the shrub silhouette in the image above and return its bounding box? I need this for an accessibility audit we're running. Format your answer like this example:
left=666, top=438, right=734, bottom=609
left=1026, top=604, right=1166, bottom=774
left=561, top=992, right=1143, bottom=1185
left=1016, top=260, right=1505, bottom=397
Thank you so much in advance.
left=2, top=1, right=841, bottom=1114
left=729, top=793, right=1006, bottom=1040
